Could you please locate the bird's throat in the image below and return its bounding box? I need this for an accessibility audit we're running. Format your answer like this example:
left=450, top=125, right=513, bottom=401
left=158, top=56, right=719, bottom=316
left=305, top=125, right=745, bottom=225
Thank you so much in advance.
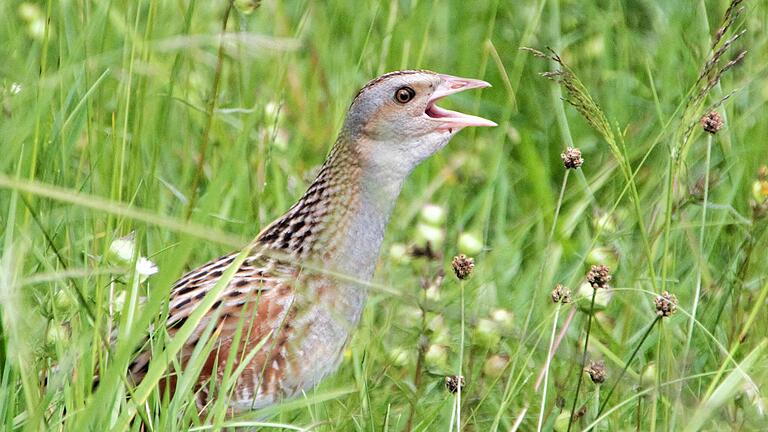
left=256, top=137, right=406, bottom=284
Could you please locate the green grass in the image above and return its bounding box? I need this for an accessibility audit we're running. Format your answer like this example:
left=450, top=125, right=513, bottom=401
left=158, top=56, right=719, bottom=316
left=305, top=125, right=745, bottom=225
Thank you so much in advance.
left=1, top=0, right=767, bottom=430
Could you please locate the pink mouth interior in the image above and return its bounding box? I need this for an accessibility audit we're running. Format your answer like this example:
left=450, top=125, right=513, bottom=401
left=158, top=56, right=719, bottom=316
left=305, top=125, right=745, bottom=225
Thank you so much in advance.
left=425, top=101, right=457, bottom=119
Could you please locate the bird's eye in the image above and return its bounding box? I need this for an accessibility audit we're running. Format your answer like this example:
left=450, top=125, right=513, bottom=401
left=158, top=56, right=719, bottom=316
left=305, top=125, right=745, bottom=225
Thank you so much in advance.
left=394, top=86, right=416, bottom=104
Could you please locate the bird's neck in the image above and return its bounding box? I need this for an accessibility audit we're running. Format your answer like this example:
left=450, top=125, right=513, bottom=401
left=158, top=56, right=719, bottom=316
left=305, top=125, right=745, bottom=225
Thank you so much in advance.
left=256, top=134, right=407, bottom=282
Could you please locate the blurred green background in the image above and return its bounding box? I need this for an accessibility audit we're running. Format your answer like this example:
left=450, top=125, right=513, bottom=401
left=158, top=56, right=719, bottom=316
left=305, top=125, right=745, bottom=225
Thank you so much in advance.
left=1, top=0, right=766, bottom=430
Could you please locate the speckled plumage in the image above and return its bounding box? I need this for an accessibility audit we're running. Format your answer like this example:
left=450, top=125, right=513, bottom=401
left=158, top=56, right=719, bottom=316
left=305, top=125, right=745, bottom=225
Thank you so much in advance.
left=127, top=70, right=495, bottom=413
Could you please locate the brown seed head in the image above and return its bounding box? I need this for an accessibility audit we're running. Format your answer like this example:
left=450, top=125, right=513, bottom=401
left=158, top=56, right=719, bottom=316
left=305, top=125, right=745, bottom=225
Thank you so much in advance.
left=700, top=111, right=724, bottom=134
left=452, top=254, right=475, bottom=280
left=572, top=404, right=588, bottom=421
left=654, top=291, right=678, bottom=317
left=585, top=360, right=607, bottom=384
left=551, top=283, right=572, bottom=304
left=445, top=375, right=465, bottom=394
left=561, top=147, right=584, bottom=169
left=586, top=264, right=612, bottom=289
left=758, top=165, right=768, bottom=182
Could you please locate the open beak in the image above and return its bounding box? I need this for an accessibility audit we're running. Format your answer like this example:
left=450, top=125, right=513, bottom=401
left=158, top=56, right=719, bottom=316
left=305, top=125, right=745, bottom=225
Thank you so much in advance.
left=425, top=74, right=497, bottom=131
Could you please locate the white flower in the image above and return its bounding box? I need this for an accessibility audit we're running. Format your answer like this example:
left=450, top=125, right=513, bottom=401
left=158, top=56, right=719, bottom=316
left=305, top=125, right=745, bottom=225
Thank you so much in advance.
left=10, top=83, right=22, bottom=95
left=420, top=203, right=446, bottom=226
left=388, top=243, right=410, bottom=264
left=415, top=223, right=444, bottom=249
left=136, top=257, right=158, bottom=277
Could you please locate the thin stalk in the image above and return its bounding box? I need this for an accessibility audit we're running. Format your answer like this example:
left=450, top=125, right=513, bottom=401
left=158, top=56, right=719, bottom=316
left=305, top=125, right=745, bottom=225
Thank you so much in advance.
left=650, top=322, right=662, bottom=432
left=660, top=147, right=676, bottom=295
left=536, top=303, right=562, bottom=432
left=595, top=316, right=661, bottom=420
left=448, top=396, right=457, bottom=432
left=449, top=278, right=467, bottom=432
left=702, top=276, right=768, bottom=401
left=405, top=301, right=428, bottom=432
left=593, top=386, right=600, bottom=431
left=519, top=167, right=570, bottom=373
left=686, top=117, right=713, bottom=344
left=674, top=133, right=712, bottom=427
left=457, top=279, right=466, bottom=431
left=566, top=289, right=598, bottom=432
left=185, top=0, right=234, bottom=219
left=549, top=170, right=570, bottom=240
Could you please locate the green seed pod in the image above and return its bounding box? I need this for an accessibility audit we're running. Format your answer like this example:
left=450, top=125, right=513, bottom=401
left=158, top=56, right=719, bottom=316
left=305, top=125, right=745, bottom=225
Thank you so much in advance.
left=388, top=347, right=412, bottom=367
left=46, top=323, right=69, bottom=345
left=420, top=203, right=446, bottom=226
left=752, top=180, right=768, bottom=203
left=483, top=354, right=510, bottom=378
left=457, top=232, right=483, bottom=255
left=388, top=243, right=410, bottom=264
left=490, top=308, right=514, bottom=334
left=577, top=282, right=613, bottom=312
left=586, top=247, right=618, bottom=270
left=415, top=223, right=445, bottom=250
left=424, top=344, right=449, bottom=370
left=553, top=411, right=571, bottom=432
left=641, top=362, right=657, bottom=386
left=473, top=318, right=500, bottom=348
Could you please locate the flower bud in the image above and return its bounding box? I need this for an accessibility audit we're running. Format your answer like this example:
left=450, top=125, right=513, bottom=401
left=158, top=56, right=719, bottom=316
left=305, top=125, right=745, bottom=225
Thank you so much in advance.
left=46, top=323, right=69, bottom=344
left=490, top=308, right=514, bottom=333
left=108, top=234, right=136, bottom=264
left=388, top=347, right=412, bottom=367
left=553, top=411, right=571, bottom=432
left=752, top=180, right=768, bottom=203
left=415, top=223, right=445, bottom=250
left=483, top=354, right=510, bottom=378
left=592, top=211, right=617, bottom=234
left=641, top=362, right=656, bottom=386
left=54, top=289, right=76, bottom=312
left=473, top=318, right=500, bottom=348
left=577, top=282, right=613, bottom=312
left=388, top=243, right=410, bottom=264
left=424, top=344, right=449, bottom=370
left=420, top=203, right=446, bottom=226
left=457, top=232, right=483, bottom=255
left=586, top=247, right=618, bottom=271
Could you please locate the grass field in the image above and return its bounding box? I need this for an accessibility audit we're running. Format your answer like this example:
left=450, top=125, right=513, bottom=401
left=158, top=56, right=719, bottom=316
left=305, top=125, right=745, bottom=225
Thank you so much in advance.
left=1, top=0, right=767, bottom=430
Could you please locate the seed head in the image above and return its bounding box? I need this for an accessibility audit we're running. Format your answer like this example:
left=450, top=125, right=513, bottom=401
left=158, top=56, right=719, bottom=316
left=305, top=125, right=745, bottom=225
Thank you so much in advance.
left=561, top=147, right=584, bottom=169
left=551, top=283, right=572, bottom=304
left=483, top=354, right=510, bottom=378
left=751, top=199, right=768, bottom=220
left=445, top=375, right=465, bottom=394
left=585, top=360, right=607, bottom=384
left=758, top=165, right=768, bottom=182
left=654, top=291, right=678, bottom=317
left=451, top=254, right=475, bottom=280
left=700, top=111, right=724, bottom=134
left=586, top=264, right=612, bottom=289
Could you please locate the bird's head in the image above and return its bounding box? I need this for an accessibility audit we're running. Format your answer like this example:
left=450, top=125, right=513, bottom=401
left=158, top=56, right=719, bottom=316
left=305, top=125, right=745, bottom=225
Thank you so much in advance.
left=344, top=70, right=496, bottom=174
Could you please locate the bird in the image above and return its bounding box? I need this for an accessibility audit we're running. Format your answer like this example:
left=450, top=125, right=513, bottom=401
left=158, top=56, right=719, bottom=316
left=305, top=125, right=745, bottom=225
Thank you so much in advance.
left=127, top=70, right=496, bottom=413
